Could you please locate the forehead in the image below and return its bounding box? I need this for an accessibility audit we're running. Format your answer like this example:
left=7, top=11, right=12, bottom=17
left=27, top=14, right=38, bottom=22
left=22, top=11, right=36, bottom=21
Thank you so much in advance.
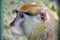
left=19, top=4, right=47, bottom=16
left=19, top=4, right=46, bottom=11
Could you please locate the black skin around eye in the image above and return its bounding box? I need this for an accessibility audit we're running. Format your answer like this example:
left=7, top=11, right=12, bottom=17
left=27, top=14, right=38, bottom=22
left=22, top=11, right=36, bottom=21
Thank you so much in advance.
left=13, top=9, right=33, bottom=16
left=20, top=14, right=24, bottom=18
left=24, top=12, right=33, bottom=16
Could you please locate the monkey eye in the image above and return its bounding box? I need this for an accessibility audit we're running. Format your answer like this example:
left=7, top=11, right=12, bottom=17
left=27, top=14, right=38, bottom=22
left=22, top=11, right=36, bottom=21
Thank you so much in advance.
left=19, top=14, right=24, bottom=18
left=38, top=9, right=46, bottom=21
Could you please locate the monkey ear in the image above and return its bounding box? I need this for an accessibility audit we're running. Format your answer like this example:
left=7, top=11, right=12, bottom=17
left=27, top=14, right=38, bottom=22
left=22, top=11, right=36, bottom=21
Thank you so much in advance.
left=38, top=8, right=47, bottom=21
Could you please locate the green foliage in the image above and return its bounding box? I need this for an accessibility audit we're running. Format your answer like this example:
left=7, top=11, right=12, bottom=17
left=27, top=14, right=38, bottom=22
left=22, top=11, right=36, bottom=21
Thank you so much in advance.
left=18, top=36, right=28, bottom=40
left=4, top=36, right=9, bottom=40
